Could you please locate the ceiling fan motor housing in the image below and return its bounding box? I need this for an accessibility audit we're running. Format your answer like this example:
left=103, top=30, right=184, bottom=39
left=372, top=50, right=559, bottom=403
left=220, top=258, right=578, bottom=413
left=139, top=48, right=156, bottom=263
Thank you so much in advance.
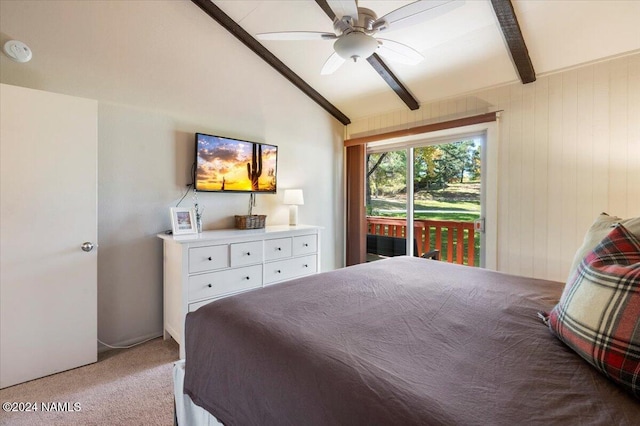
left=356, top=8, right=378, bottom=33
left=333, top=7, right=382, bottom=62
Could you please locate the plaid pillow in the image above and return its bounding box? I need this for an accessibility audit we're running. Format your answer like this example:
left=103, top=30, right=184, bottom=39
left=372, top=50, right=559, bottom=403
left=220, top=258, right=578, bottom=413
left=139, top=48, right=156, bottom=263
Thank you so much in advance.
left=547, top=224, right=640, bottom=398
left=567, top=213, right=640, bottom=282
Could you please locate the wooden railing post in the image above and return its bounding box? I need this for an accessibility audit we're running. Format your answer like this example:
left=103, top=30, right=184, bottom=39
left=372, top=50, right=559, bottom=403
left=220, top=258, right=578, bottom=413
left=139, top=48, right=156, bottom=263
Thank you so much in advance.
left=468, top=227, right=475, bottom=265
left=456, top=226, right=464, bottom=264
left=447, top=227, right=454, bottom=263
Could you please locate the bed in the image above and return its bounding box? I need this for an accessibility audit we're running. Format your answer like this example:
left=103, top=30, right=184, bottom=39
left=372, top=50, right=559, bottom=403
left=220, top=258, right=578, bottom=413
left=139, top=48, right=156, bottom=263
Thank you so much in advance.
left=177, top=254, right=639, bottom=425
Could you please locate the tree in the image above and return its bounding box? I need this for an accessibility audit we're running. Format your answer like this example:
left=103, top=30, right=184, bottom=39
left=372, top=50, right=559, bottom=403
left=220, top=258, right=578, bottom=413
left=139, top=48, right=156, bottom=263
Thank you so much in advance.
left=426, top=140, right=479, bottom=186
left=366, top=152, right=387, bottom=205
left=468, top=145, right=481, bottom=181
left=367, top=151, right=406, bottom=204
left=414, top=145, right=440, bottom=190
left=366, top=141, right=479, bottom=205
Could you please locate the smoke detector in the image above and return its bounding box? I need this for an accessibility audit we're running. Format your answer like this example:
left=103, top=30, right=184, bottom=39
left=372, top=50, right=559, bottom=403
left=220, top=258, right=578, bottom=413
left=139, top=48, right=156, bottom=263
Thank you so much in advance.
left=3, top=40, right=32, bottom=63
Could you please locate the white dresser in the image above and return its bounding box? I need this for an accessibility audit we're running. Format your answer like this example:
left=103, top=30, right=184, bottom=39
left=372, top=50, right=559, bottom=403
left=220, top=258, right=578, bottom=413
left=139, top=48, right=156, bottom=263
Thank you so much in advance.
left=158, top=225, right=321, bottom=358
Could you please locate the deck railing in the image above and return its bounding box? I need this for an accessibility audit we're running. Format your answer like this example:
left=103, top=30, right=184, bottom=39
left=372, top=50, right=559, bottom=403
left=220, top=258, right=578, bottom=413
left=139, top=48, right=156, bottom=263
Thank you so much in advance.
left=366, top=216, right=477, bottom=266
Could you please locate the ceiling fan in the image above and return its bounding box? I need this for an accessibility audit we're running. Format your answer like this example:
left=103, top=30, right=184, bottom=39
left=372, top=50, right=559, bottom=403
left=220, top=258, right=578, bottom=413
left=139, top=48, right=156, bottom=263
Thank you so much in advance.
left=256, top=0, right=464, bottom=75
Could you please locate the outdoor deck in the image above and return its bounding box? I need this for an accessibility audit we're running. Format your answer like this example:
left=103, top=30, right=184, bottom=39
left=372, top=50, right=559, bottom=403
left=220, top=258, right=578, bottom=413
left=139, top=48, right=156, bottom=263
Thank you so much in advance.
left=367, top=216, right=478, bottom=266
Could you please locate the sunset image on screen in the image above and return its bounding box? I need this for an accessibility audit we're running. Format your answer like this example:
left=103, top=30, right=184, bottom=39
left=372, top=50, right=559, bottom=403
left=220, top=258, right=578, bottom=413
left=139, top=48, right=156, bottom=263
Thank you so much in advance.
left=196, top=135, right=277, bottom=192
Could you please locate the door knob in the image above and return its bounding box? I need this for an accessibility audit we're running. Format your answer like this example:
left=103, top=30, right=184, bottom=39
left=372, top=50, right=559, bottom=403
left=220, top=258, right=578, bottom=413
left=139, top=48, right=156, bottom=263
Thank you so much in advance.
left=81, top=242, right=95, bottom=252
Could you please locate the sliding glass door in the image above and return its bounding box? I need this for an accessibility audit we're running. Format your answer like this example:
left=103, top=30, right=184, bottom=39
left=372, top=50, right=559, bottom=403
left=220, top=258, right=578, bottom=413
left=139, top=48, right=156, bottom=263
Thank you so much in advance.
left=365, top=133, right=486, bottom=267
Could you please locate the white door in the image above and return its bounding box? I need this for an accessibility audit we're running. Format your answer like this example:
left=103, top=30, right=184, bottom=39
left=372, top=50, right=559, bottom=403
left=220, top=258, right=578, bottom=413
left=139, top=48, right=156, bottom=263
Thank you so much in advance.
left=0, top=84, right=98, bottom=388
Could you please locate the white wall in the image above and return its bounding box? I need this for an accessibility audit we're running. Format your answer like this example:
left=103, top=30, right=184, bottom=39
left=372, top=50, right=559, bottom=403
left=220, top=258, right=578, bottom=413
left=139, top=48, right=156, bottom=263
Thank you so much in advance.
left=0, top=0, right=344, bottom=347
left=347, top=53, right=640, bottom=282
left=96, top=102, right=342, bottom=347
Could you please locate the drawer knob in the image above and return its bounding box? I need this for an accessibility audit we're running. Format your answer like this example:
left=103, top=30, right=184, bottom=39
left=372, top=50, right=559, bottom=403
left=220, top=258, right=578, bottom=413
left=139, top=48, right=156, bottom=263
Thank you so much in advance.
left=303, top=243, right=309, bottom=247
left=304, top=264, right=308, bottom=268
left=276, top=270, right=281, bottom=273
left=245, top=276, right=250, bottom=280
left=207, top=257, right=212, bottom=261
left=207, top=284, right=212, bottom=288
left=277, top=247, right=282, bottom=251
left=246, top=252, right=251, bottom=256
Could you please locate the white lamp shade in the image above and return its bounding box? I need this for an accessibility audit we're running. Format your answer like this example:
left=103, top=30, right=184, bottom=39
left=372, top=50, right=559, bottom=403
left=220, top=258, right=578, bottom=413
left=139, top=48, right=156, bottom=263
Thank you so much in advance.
left=283, top=189, right=304, bottom=205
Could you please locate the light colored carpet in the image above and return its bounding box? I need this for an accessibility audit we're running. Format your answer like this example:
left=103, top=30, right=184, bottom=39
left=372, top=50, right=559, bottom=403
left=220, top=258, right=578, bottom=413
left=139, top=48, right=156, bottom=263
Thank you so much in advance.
left=0, top=337, right=179, bottom=426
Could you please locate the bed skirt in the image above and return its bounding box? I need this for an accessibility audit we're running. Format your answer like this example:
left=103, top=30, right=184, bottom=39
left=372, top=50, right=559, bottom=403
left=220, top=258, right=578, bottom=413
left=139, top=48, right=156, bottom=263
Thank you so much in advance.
left=173, top=360, right=223, bottom=426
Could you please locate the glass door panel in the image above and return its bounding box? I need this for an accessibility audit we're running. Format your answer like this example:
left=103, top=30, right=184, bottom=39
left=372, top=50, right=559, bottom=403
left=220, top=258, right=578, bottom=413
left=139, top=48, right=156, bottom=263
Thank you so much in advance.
left=412, top=139, right=482, bottom=266
left=365, top=150, right=408, bottom=261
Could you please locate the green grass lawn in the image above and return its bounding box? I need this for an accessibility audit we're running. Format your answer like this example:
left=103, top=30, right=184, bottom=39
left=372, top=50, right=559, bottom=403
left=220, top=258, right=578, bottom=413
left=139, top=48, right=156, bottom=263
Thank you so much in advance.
left=368, top=197, right=480, bottom=222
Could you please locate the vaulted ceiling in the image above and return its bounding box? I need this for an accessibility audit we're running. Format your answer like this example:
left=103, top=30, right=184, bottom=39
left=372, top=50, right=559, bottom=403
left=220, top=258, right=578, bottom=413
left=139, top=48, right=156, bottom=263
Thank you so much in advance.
left=206, top=0, right=640, bottom=121
left=1, top=1, right=638, bottom=126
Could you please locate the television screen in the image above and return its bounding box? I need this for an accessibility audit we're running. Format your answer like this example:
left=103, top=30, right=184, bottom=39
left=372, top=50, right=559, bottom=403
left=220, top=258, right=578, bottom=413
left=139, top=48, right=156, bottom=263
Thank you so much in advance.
left=195, top=133, right=277, bottom=193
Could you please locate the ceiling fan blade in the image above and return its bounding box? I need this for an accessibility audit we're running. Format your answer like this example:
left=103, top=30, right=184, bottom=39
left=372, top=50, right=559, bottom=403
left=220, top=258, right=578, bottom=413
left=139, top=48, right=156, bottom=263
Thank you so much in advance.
left=327, top=0, right=359, bottom=25
left=375, top=0, right=464, bottom=33
left=256, top=31, right=337, bottom=41
left=376, top=39, right=424, bottom=65
left=321, top=51, right=346, bottom=75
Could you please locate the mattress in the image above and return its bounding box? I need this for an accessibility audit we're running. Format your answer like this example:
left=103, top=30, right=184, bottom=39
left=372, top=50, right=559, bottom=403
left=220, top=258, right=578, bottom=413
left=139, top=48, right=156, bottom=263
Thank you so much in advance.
left=183, top=256, right=640, bottom=425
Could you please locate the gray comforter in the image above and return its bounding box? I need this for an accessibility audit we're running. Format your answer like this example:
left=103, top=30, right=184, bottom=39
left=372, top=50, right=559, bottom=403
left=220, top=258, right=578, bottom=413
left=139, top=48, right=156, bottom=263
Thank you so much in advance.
left=184, top=256, right=640, bottom=425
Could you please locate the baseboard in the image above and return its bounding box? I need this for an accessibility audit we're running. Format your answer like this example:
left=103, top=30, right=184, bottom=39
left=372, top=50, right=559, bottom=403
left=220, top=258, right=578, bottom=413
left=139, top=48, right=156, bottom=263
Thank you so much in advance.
left=98, top=331, right=164, bottom=353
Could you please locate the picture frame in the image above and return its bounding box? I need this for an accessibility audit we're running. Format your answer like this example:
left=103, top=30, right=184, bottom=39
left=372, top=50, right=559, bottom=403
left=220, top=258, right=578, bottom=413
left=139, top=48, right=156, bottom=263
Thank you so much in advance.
left=170, top=207, right=197, bottom=235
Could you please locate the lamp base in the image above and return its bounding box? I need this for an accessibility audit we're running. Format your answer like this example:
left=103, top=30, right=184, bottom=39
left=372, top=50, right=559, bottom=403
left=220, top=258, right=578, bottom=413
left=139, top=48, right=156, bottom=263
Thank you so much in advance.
left=289, top=205, right=299, bottom=226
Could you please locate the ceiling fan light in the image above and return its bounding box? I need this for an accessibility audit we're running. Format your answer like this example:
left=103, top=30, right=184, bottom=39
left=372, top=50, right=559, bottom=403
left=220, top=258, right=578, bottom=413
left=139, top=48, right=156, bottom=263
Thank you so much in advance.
left=333, top=32, right=379, bottom=61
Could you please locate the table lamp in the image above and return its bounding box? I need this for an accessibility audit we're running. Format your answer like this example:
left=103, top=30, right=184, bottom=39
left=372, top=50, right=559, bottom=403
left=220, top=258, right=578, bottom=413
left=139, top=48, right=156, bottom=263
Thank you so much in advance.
left=283, top=189, right=304, bottom=226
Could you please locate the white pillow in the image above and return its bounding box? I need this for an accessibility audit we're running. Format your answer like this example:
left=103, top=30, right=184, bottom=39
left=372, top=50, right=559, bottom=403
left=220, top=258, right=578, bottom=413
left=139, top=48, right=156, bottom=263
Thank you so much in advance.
left=568, top=213, right=640, bottom=280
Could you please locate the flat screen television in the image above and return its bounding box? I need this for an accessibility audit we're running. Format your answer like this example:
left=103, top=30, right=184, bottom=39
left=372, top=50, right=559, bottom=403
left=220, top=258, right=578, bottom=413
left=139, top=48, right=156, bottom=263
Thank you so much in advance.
left=194, top=133, right=277, bottom=193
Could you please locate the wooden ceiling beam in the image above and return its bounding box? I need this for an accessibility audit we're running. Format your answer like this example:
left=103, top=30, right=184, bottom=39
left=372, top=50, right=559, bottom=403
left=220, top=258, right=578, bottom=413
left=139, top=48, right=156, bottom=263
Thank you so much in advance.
left=314, top=0, right=420, bottom=111
left=191, top=0, right=351, bottom=125
left=490, top=0, right=536, bottom=84
left=367, top=53, right=419, bottom=110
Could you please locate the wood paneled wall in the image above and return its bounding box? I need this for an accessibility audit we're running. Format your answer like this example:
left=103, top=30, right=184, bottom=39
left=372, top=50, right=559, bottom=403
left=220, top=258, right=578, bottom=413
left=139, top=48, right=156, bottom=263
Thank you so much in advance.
left=346, top=53, right=640, bottom=282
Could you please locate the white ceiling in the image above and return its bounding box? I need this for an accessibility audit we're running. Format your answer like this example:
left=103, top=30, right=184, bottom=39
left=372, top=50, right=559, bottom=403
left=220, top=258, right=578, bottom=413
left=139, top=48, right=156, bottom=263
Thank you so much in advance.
left=0, top=1, right=638, bottom=124
left=214, top=0, right=640, bottom=119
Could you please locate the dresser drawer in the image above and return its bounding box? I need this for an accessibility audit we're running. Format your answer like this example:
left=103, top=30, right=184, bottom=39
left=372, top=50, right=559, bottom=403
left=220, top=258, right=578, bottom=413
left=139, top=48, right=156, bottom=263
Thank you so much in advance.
left=264, top=237, right=292, bottom=261
left=189, top=245, right=229, bottom=273
left=264, top=254, right=317, bottom=285
left=230, top=240, right=263, bottom=267
left=188, top=265, right=262, bottom=302
left=293, top=234, right=317, bottom=256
